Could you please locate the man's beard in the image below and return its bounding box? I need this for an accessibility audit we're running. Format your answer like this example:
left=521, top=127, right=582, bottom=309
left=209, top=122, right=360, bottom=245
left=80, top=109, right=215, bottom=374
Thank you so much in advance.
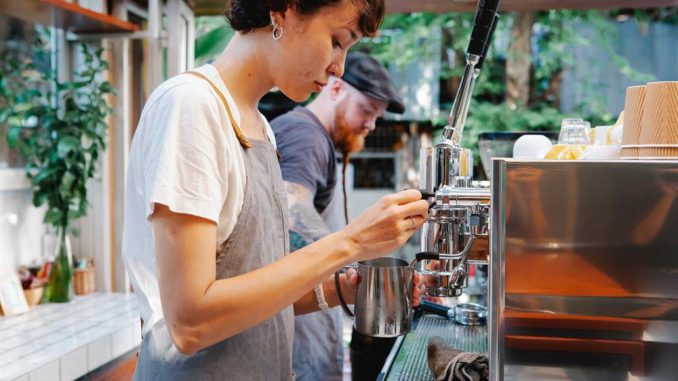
left=332, top=109, right=365, bottom=156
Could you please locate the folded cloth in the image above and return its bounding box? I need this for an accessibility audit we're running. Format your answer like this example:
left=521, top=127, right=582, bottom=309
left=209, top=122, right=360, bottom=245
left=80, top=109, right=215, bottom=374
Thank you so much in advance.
left=427, top=336, right=489, bottom=381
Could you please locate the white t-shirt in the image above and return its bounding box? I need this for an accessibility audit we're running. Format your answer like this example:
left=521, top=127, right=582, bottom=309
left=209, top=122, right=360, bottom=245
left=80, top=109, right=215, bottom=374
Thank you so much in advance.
left=122, top=64, right=276, bottom=334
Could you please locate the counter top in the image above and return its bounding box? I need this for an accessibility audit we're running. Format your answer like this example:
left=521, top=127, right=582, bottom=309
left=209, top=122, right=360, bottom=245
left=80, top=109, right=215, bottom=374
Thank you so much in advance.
left=0, top=293, right=141, bottom=381
left=380, top=315, right=488, bottom=381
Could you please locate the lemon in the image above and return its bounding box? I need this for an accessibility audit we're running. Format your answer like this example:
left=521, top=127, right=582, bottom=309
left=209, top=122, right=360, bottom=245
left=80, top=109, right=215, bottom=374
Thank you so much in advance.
left=544, top=145, right=586, bottom=160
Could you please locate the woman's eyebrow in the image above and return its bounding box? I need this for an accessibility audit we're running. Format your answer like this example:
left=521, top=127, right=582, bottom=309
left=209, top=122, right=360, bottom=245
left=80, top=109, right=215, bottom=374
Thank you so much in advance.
left=343, top=27, right=360, bottom=42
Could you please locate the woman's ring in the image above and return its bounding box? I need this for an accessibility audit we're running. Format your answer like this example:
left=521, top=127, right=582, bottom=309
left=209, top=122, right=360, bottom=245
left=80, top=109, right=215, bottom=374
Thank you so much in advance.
left=408, top=216, right=416, bottom=229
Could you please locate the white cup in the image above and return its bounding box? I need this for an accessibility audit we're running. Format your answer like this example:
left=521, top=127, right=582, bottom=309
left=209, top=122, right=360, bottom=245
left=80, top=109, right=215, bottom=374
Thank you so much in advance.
left=584, top=145, right=619, bottom=160
left=593, top=126, right=610, bottom=145
left=513, top=135, right=553, bottom=160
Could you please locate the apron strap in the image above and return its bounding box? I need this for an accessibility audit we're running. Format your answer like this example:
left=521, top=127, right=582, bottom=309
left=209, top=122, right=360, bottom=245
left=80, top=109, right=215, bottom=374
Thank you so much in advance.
left=184, top=71, right=252, bottom=150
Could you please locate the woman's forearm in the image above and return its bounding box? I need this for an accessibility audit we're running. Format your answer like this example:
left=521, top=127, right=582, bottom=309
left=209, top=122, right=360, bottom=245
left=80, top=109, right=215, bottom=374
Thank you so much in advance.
left=158, top=225, right=357, bottom=355
left=153, top=190, right=427, bottom=354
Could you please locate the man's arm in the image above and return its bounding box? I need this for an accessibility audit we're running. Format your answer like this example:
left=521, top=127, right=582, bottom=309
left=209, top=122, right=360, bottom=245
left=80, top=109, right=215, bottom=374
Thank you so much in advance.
left=284, top=180, right=332, bottom=248
left=284, top=180, right=357, bottom=314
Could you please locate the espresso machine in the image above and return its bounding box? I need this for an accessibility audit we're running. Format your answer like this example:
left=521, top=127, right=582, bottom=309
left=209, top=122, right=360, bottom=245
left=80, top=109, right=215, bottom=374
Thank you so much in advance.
left=380, top=1, right=678, bottom=380
left=415, top=0, right=499, bottom=299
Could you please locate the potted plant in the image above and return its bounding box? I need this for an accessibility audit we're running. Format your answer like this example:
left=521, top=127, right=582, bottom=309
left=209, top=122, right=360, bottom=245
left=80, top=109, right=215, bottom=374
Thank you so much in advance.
left=0, top=34, right=113, bottom=303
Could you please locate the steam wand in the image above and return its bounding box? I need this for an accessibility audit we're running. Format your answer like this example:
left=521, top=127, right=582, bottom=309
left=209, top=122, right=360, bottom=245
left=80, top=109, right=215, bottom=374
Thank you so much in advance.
left=442, top=0, right=500, bottom=145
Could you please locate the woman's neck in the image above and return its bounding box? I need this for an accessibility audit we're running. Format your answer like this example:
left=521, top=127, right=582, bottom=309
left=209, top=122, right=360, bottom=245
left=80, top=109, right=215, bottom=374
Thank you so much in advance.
left=211, top=32, right=274, bottom=112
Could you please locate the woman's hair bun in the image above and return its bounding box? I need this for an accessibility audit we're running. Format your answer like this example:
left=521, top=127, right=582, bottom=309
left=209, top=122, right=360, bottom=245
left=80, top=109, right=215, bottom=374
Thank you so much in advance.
left=226, top=1, right=284, bottom=32
left=225, top=0, right=384, bottom=37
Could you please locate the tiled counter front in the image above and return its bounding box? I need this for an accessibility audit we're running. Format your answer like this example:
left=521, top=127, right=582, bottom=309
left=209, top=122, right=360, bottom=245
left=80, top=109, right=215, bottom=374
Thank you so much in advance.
left=0, top=293, right=141, bottom=381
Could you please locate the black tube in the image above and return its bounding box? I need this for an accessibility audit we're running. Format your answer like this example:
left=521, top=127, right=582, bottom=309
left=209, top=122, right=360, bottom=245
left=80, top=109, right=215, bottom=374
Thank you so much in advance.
left=415, top=251, right=440, bottom=261
left=419, top=300, right=453, bottom=319
left=466, top=0, right=501, bottom=56
left=476, top=14, right=499, bottom=70
left=418, top=189, right=436, bottom=199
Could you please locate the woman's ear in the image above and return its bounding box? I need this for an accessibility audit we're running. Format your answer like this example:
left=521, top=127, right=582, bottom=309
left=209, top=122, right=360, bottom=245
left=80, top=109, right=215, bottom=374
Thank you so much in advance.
left=270, top=11, right=283, bottom=27
left=271, top=2, right=296, bottom=25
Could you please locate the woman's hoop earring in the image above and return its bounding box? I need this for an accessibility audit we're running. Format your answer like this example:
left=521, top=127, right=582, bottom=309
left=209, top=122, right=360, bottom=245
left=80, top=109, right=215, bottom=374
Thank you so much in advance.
left=271, top=18, right=283, bottom=40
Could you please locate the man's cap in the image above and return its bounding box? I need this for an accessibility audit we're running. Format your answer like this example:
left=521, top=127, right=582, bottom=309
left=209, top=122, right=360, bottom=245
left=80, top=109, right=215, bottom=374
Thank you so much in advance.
left=342, top=52, right=405, bottom=114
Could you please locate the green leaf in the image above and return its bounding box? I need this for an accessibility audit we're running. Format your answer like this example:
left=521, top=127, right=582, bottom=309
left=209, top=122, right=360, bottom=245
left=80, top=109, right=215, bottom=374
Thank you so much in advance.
left=69, top=226, right=81, bottom=237
left=59, top=172, right=76, bottom=194
left=81, top=134, right=94, bottom=150
left=99, top=82, right=114, bottom=94
left=32, top=167, right=58, bottom=184
left=32, top=191, right=48, bottom=207
left=0, top=107, right=10, bottom=123
left=7, top=126, right=22, bottom=148
left=44, top=209, right=63, bottom=224
left=57, top=136, right=80, bottom=157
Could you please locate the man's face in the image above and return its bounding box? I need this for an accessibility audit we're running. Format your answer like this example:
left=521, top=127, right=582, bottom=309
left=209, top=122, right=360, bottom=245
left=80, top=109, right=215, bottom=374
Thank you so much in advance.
left=332, top=85, right=388, bottom=155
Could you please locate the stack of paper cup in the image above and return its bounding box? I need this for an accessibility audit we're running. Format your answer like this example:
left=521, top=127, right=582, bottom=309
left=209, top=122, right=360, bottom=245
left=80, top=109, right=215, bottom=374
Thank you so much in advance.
left=620, top=85, right=646, bottom=159
left=638, top=81, right=678, bottom=159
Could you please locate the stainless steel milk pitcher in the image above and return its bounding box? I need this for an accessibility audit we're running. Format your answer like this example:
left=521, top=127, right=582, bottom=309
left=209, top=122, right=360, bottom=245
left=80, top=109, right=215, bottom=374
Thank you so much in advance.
left=336, top=257, right=414, bottom=338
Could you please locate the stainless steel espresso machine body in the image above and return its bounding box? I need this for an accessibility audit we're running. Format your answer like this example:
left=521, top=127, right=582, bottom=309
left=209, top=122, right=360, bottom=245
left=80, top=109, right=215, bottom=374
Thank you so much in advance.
left=415, top=0, right=499, bottom=298
left=417, top=184, right=490, bottom=297
left=397, top=1, right=678, bottom=380
left=489, top=160, right=678, bottom=380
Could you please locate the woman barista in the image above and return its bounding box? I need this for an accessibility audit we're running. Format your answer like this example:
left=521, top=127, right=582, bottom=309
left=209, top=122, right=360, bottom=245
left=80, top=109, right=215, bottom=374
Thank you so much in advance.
left=122, top=0, right=429, bottom=379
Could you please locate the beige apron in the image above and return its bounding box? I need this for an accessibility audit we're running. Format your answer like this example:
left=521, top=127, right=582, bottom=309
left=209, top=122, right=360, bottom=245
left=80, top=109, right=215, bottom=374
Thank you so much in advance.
left=133, top=72, right=294, bottom=380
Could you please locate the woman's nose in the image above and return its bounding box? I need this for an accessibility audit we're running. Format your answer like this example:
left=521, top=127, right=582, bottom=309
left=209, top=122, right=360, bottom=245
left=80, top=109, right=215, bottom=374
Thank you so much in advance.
left=330, top=53, right=346, bottom=78
left=329, top=62, right=344, bottom=78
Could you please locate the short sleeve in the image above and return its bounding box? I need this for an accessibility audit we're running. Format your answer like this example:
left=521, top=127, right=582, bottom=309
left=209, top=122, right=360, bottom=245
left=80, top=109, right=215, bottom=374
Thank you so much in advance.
left=139, top=81, right=232, bottom=223
left=274, top=119, right=330, bottom=196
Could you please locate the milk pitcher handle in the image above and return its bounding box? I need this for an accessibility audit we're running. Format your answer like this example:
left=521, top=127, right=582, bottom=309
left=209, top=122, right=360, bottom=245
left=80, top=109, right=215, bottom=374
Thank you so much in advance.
left=335, top=271, right=354, bottom=318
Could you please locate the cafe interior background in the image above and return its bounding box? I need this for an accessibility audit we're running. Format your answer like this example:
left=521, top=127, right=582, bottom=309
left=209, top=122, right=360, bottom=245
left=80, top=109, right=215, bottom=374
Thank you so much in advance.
left=0, top=0, right=676, bottom=380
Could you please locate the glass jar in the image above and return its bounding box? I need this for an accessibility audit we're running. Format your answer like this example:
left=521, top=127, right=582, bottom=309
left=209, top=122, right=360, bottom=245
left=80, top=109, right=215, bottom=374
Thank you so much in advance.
left=558, top=118, right=591, bottom=145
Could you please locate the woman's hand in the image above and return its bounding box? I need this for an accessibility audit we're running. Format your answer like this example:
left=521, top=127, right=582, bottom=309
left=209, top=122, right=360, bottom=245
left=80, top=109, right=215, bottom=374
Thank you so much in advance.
left=337, top=268, right=359, bottom=305
left=340, top=189, right=429, bottom=262
left=412, top=272, right=426, bottom=307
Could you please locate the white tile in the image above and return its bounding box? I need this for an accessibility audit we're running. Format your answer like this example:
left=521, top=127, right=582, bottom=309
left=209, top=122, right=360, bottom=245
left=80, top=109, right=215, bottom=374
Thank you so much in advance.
left=60, top=346, right=87, bottom=381
left=1, top=362, right=29, bottom=381
left=0, top=344, right=43, bottom=367
left=111, top=324, right=141, bottom=359
left=86, top=335, right=112, bottom=372
left=83, top=314, right=112, bottom=324
left=22, top=349, right=61, bottom=370
left=20, top=326, right=55, bottom=341
left=0, top=335, right=28, bottom=352
left=10, top=374, right=29, bottom=381
left=17, top=321, right=44, bottom=331
left=0, top=352, right=21, bottom=368
left=0, top=326, right=23, bottom=341
left=0, top=294, right=140, bottom=380
left=73, top=327, right=105, bottom=344
left=47, top=337, right=85, bottom=355
left=27, top=359, right=59, bottom=381
left=31, top=329, right=76, bottom=347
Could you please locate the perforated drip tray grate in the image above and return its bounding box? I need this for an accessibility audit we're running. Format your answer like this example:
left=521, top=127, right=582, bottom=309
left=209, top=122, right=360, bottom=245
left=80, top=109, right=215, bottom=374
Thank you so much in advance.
left=385, top=315, right=488, bottom=380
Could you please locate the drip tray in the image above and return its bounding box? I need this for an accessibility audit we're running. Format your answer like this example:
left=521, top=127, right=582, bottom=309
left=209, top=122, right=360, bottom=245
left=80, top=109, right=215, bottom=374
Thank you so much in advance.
left=384, top=315, right=488, bottom=380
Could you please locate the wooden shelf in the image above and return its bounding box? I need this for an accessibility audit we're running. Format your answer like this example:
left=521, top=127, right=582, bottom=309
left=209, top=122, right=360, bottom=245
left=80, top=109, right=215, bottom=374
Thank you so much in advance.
left=0, top=0, right=138, bottom=34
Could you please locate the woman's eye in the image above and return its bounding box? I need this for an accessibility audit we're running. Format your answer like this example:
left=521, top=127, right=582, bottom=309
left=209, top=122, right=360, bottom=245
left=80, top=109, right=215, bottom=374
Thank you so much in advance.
left=332, top=38, right=343, bottom=49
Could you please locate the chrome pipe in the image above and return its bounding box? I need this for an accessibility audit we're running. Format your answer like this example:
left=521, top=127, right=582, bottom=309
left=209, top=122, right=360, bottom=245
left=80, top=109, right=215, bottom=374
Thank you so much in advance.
left=442, top=54, right=480, bottom=142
